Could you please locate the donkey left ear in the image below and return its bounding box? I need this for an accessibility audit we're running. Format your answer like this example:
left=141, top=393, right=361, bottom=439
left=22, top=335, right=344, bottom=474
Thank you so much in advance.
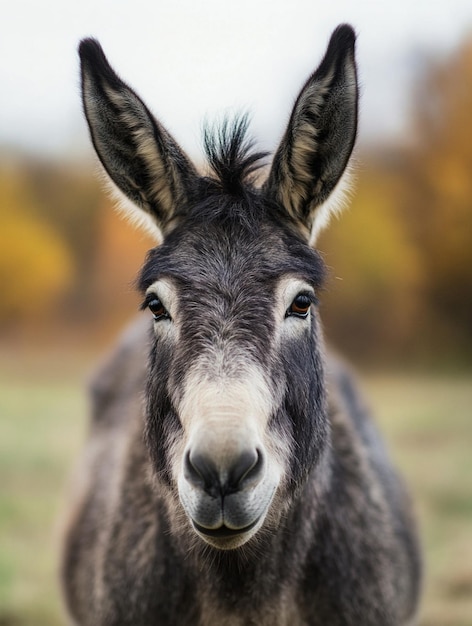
left=265, top=25, right=358, bottom=244
left=79, top=38, right=198, bottom=242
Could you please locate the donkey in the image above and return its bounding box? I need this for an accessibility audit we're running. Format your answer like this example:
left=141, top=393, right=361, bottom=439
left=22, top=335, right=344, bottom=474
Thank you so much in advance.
left=61, top=25, right=422, bottom=625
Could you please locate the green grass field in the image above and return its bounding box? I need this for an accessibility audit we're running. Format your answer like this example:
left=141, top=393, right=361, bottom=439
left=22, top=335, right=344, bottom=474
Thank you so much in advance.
left=0, top=352, right=471, bottom=625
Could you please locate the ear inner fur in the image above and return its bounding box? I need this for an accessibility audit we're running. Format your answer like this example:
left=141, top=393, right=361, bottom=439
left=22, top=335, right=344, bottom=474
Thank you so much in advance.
left=265, top=24, right=358, bottom=242
left=79, top=38, right=198, bottom=238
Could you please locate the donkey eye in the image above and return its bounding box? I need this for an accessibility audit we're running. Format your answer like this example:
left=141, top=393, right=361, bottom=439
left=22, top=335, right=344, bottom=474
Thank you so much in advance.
left=287, top=293, right=313, bottom=318
left=146, top=296, right=170, bottom=321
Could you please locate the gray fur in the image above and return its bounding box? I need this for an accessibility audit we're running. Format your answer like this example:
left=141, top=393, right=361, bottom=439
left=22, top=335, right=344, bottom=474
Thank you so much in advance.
left=61, top=24, right=422, bottom=625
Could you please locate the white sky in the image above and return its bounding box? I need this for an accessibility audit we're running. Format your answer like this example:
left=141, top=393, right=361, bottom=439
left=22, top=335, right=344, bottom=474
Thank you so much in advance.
left=1, top=0, right=472, bottom=159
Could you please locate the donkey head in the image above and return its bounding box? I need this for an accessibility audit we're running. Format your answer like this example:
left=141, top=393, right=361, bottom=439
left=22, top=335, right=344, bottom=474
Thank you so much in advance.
left=79, top=25, right=358, bottom=550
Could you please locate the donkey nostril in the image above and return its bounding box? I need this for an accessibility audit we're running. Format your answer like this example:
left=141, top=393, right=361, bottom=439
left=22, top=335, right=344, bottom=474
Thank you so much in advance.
left=227, top=448, right=263, bottom=491
left=184, top=450, right=218, bottom=490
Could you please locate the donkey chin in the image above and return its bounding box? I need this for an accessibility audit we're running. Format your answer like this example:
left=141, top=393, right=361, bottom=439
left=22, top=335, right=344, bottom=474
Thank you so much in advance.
left=177, top=427, right=281, bottom=550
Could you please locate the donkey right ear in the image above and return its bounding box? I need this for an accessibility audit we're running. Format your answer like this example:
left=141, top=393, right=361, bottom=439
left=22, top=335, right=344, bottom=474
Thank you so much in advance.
left=265, top=25, right=358, bottom=245
left=79, top=38, right=198, bottom=241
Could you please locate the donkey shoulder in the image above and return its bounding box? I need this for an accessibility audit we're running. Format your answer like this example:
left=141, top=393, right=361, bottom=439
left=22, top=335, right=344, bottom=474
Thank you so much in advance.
left=325, top=353, right=409, bottom=507
left=88, top=314, right=149, bottom=429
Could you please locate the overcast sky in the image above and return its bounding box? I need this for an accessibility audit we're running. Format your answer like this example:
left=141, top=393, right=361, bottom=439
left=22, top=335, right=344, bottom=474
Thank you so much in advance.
left=1, top=0, right=472, bottom=159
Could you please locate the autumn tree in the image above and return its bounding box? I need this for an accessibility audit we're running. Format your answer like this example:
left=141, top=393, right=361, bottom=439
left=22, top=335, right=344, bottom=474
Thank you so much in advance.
left=317, top=163, right=424, bottom=363
left=399, top=36, right=472, bottom=357
left=22, top=160, right=104, bottom=320
left=0, top=163, right=73, bottom=326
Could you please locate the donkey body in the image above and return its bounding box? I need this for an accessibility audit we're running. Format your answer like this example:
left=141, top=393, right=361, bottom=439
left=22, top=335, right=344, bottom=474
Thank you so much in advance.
left=62, top=25, right=422, bottom=625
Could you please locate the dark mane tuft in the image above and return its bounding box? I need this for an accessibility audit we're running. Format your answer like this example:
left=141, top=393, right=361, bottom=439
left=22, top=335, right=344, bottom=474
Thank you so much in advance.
left=203, top=115, right=269, bottom=194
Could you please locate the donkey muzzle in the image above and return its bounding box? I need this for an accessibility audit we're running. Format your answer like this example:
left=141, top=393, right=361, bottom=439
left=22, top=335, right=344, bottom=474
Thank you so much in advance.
left=178, top=435, right=277, bottom=548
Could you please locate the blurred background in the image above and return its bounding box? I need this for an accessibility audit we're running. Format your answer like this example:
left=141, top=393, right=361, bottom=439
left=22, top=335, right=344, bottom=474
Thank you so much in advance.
left=1, top=1, right=472, bottom=624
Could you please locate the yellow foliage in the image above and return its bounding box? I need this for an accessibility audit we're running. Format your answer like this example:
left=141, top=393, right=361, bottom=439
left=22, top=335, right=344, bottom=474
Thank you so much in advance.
left=0, top=166, right=74, bottom=323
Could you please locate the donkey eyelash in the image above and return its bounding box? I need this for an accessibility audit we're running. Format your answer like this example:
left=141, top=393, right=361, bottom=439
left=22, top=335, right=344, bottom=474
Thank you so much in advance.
left=139, top=294, right=155, bottom=311
left=303, top=291, right=319, bottom=306
left=140, top=293, right=168, bottom=312
left=292, top=291, right=319, bottom=307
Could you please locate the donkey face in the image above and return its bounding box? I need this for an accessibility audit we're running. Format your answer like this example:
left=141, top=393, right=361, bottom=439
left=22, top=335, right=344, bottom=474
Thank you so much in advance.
left=79, top=25, right=358, bottom=549
left=138, top=211, right=328, bottom=549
